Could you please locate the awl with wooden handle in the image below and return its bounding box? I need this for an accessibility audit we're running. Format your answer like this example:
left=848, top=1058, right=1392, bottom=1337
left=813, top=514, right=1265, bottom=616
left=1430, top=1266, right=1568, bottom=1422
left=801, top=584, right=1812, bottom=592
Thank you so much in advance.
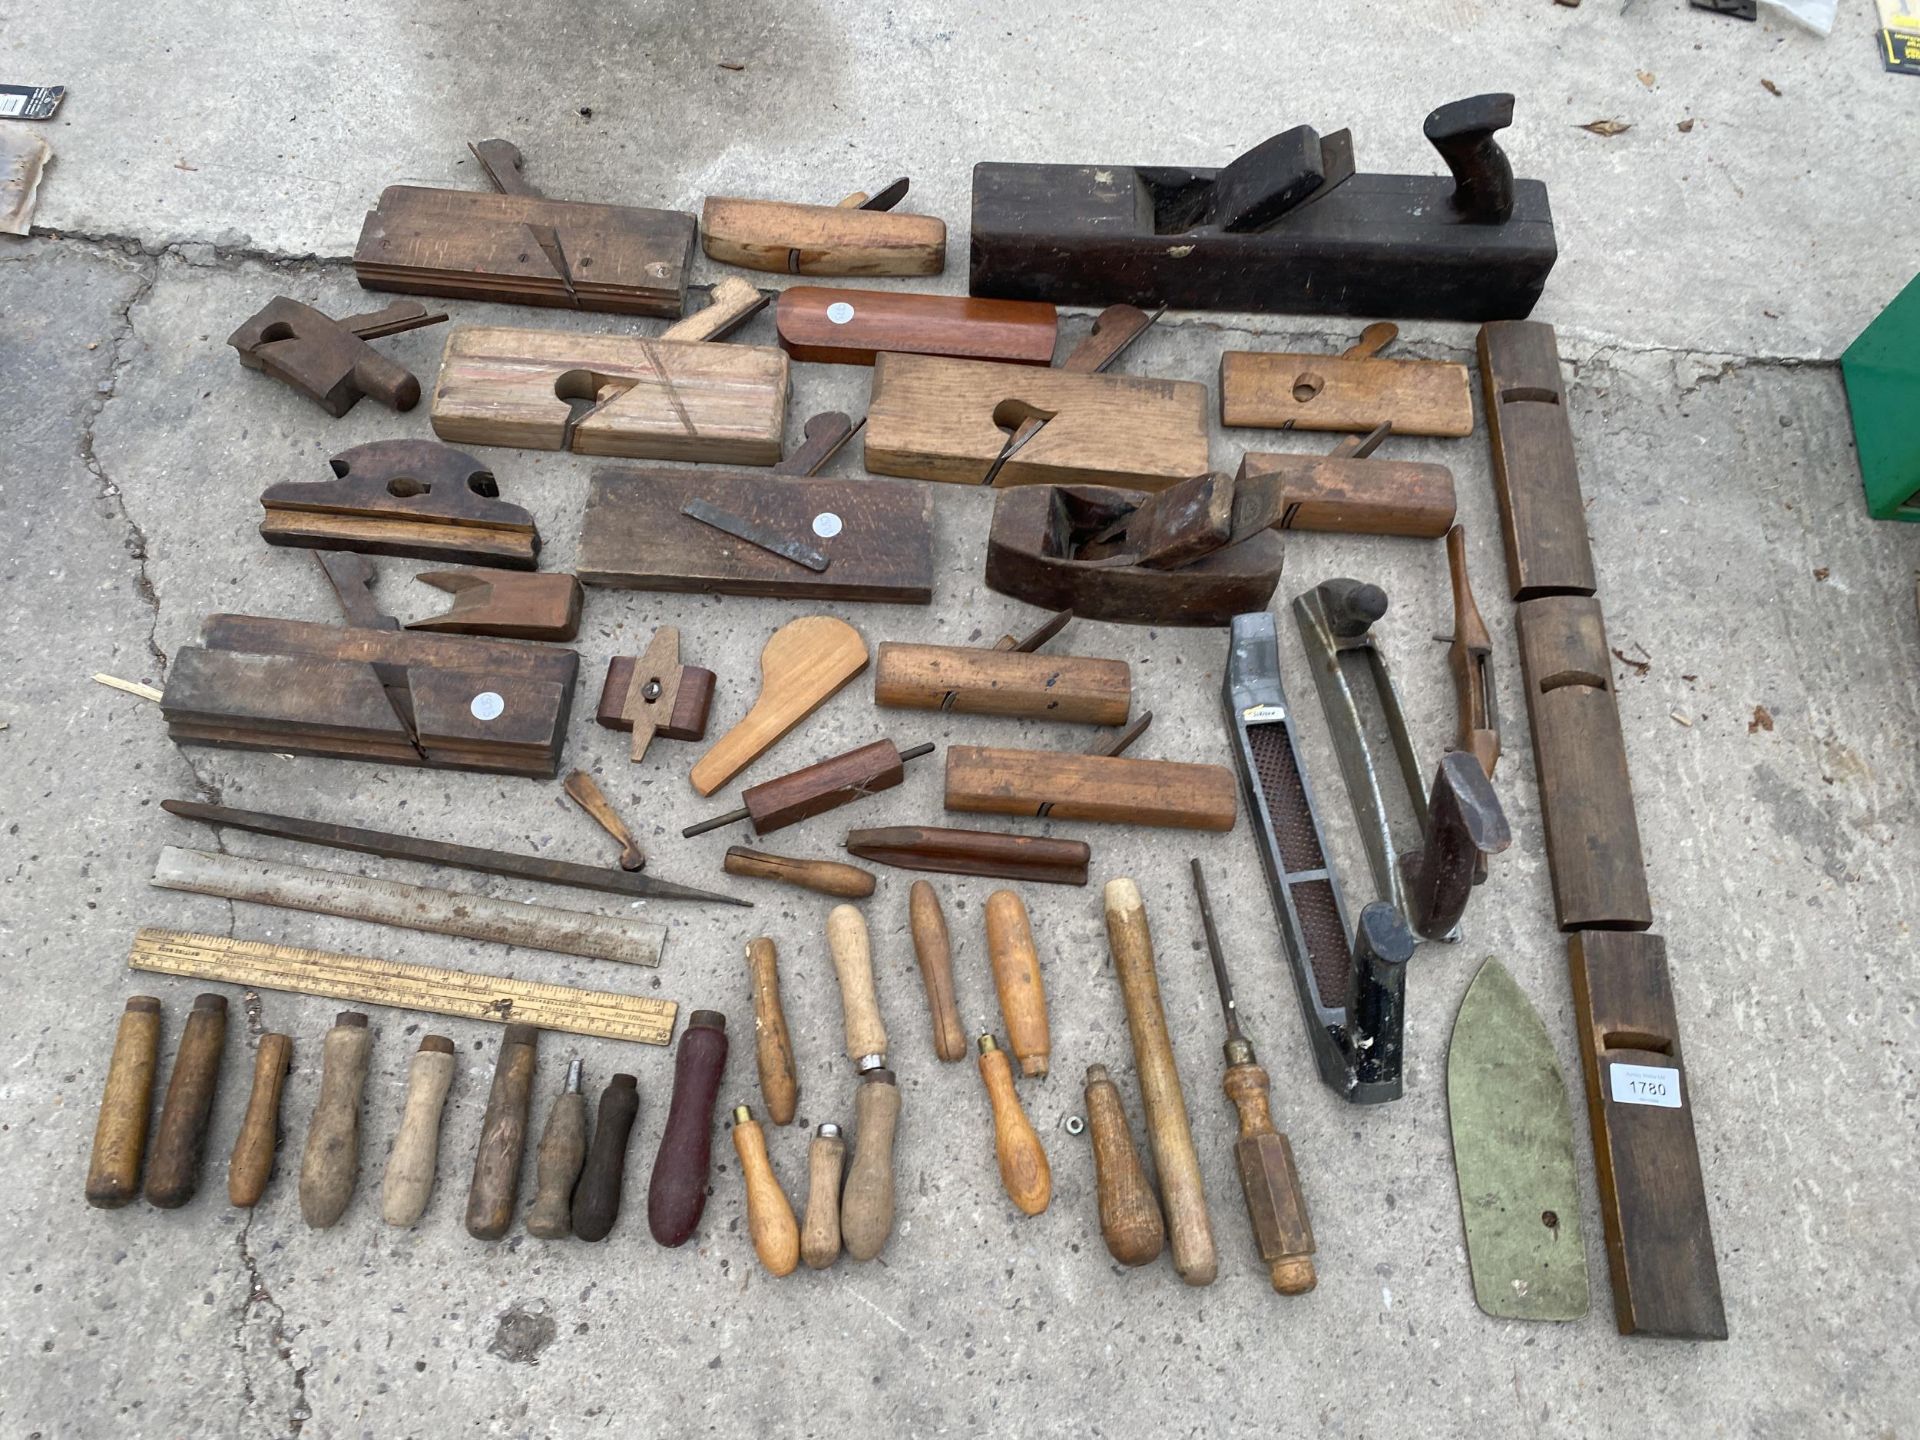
left=381, top=1035, right=456, bottom=1226
left=86, top=996, right=162, bottom=1209
left=228, top=1032, right=293, bottom=1208
left=300, top=1011, right=372, bottom=1229
left=648, top=1011, right=729, bottom=1246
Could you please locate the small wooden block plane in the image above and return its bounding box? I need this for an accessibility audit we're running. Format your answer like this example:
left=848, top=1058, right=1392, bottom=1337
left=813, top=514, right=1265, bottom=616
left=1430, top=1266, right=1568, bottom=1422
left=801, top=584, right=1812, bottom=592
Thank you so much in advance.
left=775, top=286, right=1056, bottom=367
left=228, top=297, right=447, bottom=416
left=702, top=176, right=946, bottom=276
left=595, top=627, right=716, bottom=764
left=1219, top=322, right=1474, bottom=436
left=407, top=570, right=582, bottom=641
left=690, top=617, right=869, bottom=796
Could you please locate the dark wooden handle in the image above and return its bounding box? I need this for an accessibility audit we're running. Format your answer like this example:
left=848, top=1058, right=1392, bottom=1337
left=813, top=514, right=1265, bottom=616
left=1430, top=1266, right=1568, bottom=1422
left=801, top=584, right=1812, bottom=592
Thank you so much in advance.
left=841, top=1072, right=900, bottom=1261
left=465, top=1024, right=539, bottom=1240
left=726, top=846, right=876, bottom=899
left=985, top=890, right=1050, bottom=1078
left=1084, top=1064, right=1165, bottom=1266
left=978, top=1038, right=1050, bottom=1216
left=86, top=997, right=162, bottom=1209
left=228, top=1032, right=292, bottom=1208
left=1423, top=93, right=1516, bottom=224
left=732, top=1108, right=800, bottom=1276
left=380, top=1037, right=456, bottom=1227
left=572, top=1075, right=640, bottom=1242
left=801, top=1126, right=847, bottom=1269
left=748, top=940, right=799, bottom=1125
left=144, top=994, right=228, bottom=1209
left=647, top=1013, right=729, bottom=1247
left=845, top=827, right=1092, bottom=886
left=908, top=881, right=967, bottom=1062
left=300, top=1013, right=372, bottom=1229
left=741, top=739, right=909, bottom=834
left=524, top=1087, right=589, bottom=1239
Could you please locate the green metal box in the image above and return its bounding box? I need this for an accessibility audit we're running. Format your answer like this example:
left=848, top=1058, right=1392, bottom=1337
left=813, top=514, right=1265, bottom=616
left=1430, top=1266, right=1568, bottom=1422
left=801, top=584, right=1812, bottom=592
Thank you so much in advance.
left=1843, top=271, right=1920, bottom=521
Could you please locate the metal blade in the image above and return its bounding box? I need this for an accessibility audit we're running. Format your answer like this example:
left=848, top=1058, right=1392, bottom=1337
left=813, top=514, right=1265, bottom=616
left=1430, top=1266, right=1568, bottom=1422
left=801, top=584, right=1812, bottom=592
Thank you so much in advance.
left=681, top=498, right=831, bottom=571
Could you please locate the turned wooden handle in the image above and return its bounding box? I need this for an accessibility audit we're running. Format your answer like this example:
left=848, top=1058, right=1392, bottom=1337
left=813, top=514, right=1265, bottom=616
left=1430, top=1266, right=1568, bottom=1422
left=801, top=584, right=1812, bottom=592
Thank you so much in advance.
left=572, top=1074, right=640, bottom=1242
left=647, top=1012, right=729, bottom=1247
left=86, top=997, right=162, bottom=1209
left=726, top=847, right=877, bottom=898
left=842, top=1070, right=900, bottom=1262
left=380, top=1037, right=456, bottom=1227
left=228, top=1033, right=293, bottom=1208
left=748, top=939, right=799, bottom=1125
left=300, top=1012, right=372, bottom=1229
left=733, top=1106, right=800, bottom=1276
left=144, top=993, right=227, bottom=1209
left=1084, top=1063, right=1165, bottom=1267
left=827, top=904, right=888, bottom=1064
left=985, top=890, right=1050, bottom=1078
left=909, top=881, right=967, bottom=1062
left=466, top=1024, right=539, bottom=1240
left=801, top=1124, right=846, bottom=1269
left=978, top=1036, right=1051, bottom=1216
left=1225, top=1061, right=1317, bottom=1295
left=524, top=1077, right=589, bottom=1239
left=1104, top=879, right=1218, bottom=1285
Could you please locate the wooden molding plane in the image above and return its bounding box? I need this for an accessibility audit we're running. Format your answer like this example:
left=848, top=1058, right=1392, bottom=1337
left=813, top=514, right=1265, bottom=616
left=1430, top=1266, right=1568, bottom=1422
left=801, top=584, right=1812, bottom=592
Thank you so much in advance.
left=873, top=641, right=1132, bottom=725
left=776, top=286, right=1056, bottom=367
left=595, top=627, right=716, bottom=763
left=259, top=441, right=541, bottom=569
left=702, top=177, right=946, bottom=276
left=407, top=570, right=581, bottom=641
left=1220, top=322, right=1473, bottom=436
left=353, top=138, right=697, bottom=316
left=1568, top=931, right=1727, bottom=1340
left=1236, top=428, right=1457, bottom=538
left=945, top=745, right=1238, bottom=831
left=971, top=93, right=1555, bottom=320
left=229, top=297, right=447, bottom=416
left=1515, top=595, right=1652, bottom=931
left=161, top=614, right=577, bottom=776
left=1478, top=320, right=1597, bottom=600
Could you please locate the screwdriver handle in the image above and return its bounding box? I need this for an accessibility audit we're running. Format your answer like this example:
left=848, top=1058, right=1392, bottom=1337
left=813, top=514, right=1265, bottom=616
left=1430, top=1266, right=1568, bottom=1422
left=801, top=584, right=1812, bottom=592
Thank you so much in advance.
left=228, top=1032, right=293, bottom=1208
left=86, top=997, right=162, bottom=1209
left=801, top=1124, right=846, bottom=1270
left=466, top=1024, right=539, bottom=1240
left=978, top=1036, right=1051, bottom=1216
left=647, top=1011, right=729, bottom=1247
left=525, top=1081, right=589, bottom=1239
left=1084, top=1064, right=1164, bottom=1266
left=144, top=993, right=228, bottom=1209
left=908, top=881, right=968, bottom=1062
left=572, top=1074, right=640, bottom=1242
left=300, top=1011, right=372, bottom=1229
left=733, top=1106, right=800, bottom=1277
left=380, top=1036, right=456, bottom=1227
left=748, top=939, right=799, bottom=1125
left=827, top=904, right=887, bottom=1064
left=725, top=846, right=876, bottom=898
left=1224, top=1054, right=1317, bottom=1294
left=841, top=1070, right=900, bottom=1261
left=985, top=890, right=1050, bottom=1079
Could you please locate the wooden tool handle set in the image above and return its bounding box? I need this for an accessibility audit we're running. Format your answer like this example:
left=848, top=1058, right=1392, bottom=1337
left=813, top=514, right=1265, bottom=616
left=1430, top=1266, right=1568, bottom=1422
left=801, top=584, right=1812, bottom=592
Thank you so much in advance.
left=85, top=95, right=1722, bottom=1342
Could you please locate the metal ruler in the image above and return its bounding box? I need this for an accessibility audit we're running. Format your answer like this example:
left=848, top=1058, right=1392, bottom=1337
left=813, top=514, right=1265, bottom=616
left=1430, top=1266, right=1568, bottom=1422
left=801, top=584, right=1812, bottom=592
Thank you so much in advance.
left=128, top=929, right=678, bottom=1045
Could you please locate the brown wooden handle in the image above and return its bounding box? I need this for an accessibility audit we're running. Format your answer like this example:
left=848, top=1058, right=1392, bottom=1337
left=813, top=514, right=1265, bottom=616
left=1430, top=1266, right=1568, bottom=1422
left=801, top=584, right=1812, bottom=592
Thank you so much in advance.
left=660, top=275, right=769, bottom=343
left=748, top=939, right=799, bottom=1125
left=228, top=1033, right=293, bottom=1208
left=827, top=904, right=887, bottom=1063
left=524, top=1081, right=589, bottom=1239
left=985, top=890, right=1051, bottom=1079
left=1103, top=879, right=1217, bottom=1285
left=647, top=1012, right=729, bottom=1247
left=144, top=993, right=227, bottom=1209
left=845, top=826, right=1092, bottom=886
left=726, top=847, right=876, bottom=899
left=873, top=643, right=1132, bottom=724
left=466, top=1024, right=538, bottom=1240
left=572, top=1074, right=640, bottom=1242
left=300, top=1012, right=372, bottom=1229
left=732, top=1107, right=800, bottom=1276
left=740, top=739, right=912, bottom=835
left=908, top=881, right=967, bottom=1062
left=1084, top=1064, right=1165, bottom=1266
left=1225, top=1060, right=1317, bottom=1295
left=841, top=1071, right=900, bottom=1261
left=978, top=1037, right=1050, bottom=1216
left=801, top=1125, right=846, bottom=1269
left=380, top=1037, right=455, bottom=1227
left=86, top=997, right=162, bottom=1209
left=563, top=770, right=646, bottom=871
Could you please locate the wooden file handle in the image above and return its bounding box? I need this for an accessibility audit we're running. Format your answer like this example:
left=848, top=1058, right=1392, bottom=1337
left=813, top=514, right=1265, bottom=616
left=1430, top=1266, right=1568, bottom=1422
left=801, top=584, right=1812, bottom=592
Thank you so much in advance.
left=525, top=1071, right=589, bottom=1239
left=841, top=1070, right=900, bottom=1262
left=827, top=904, right=888, bottom=1064
left=801, top=1124, right=847, bottom=1270
left=726, top=847, right=876, bottom=899
left=985, top=890, right=1051, bottom=1078
left=563, top=770, right=646, bottom=871
left=748, top=939, right=799, bottom=1125
left=647, top=1011, right=730, bottom=1247
left=144, top=993, right=227, bottom=1210
left=1084, top=1064, right=1165, bottom=1267
left=978, top=1036, right=1051, bottom=1216
left=228, top=1032, right=293, bottom=1208
left=908, top=881, right=968, bottom=1063
left=733, top=1106, right=801, bottom=1276
left=300, top=1012, right=372, bottom=1229
left=380, top=1036, right=456, bottom=1227
left=572, top=1074, right=640, bottom=1242
left=466, top=1024, right=538, bottom=1240
left=1224, top=1051, right=1318, bottom=1295
left=86, top=996, right=162, bottom=1209
left=1103, top=879, right=1218, bottom=1286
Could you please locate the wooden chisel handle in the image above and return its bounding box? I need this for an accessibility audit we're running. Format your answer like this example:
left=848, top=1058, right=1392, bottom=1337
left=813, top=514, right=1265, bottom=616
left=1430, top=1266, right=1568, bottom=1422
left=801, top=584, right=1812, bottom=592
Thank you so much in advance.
left=380, top=1036, right=456, bottom=1227
left=300, top=1011, right=372, bottom=1229
left=86, top=996, right=162, bottom=1209
left=1084, top=1064, right=1164, bottom=1267
left=1224, top=1053, right=1317, bottom=1295
left=908, top=881, right=967, bottom=1062
left=525, top=1060, right=589, bottom=1239
left=985, top=890, right=1050, bottom=1078
left=801, top=1123, right=846, bottom=1269
left=733, top=1105, right=800, bottom=1277
left=841, top=1069, right=900, bottom=1261
left=748, top=940, right=798, bottom=1125
left=144, top=993, right=227, bottom=1209
left=228, top=1033, right=293, bottom=1208
left=1104, top=879, right=1218, bottom=1285
left=572, top=1074, right=640, bottom=1242
left=726, top=846, right=876, bottom=898
left=647, top=1011, right=729, bottom=1247
left=827, top=904, right=888, bottom=1065
left=978, top=1035, right=1050, bottom=1216
left=466, top=1024, right=539, bottom=1240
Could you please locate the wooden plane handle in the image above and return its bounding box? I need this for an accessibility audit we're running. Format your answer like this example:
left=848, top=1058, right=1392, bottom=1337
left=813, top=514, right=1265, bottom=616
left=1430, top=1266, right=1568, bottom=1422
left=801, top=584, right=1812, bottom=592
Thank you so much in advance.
left=747, top=938, right=799, bottom=1125
left=978, top=1036, right=1050, bottom=1216
left=690, top=617, right=869, bottom=796
left=86, top=997, right=162, bottom=1210
left=984, top=890, right=1050, bottom=1079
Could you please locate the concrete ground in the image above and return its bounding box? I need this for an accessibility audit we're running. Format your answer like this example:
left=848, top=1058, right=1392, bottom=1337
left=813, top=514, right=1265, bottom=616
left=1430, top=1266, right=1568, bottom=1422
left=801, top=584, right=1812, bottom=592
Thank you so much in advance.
left=3, top=1, right=1917, bottom=1436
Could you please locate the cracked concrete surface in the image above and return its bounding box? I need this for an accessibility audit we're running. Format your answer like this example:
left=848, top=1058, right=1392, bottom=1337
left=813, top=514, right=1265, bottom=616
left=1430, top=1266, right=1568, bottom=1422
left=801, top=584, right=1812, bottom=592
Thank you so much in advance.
left=3, top=4, right=1919, bottom=1437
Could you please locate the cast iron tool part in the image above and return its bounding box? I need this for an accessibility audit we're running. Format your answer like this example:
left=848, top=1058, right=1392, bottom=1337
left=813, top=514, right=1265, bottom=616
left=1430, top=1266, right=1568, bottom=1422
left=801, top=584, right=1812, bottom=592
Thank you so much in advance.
left=1400, top=752, right=1513, bottom=941
left=648, top=1011, right=730, bottom=1247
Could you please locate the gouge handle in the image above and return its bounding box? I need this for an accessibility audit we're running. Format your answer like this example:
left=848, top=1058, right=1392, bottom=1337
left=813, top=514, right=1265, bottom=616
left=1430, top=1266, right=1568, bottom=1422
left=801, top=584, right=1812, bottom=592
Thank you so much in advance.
left=841, top=1071, right=900, bottom=1261
left=733, top=1107, right=800, bottom=1277
left=1084, top=1065, right=1165, bottom=1266
left=1224, top=1057, right=1317, bottom=1295
left=978, top=1037, right=1051, bottom=1216
left=748, top=940, right=799, bottom=1126
left=525, top=1083, right=589, bottom=1239
left=985, top=889, right=1050, bottom=1078
left=300, top=1012, right=372, bottom=1229
left=144, top=993, right=227, bottom=1209
left=827, top=904, right=887, bottom=1064
left=647, top=1012, right=729, bottom=1247
left=726, top=846, right=876, bottom=898
left=571, top=1074, right=639, bottom=1242
left=381, top=1037, right=455, bottom=1227
left=801, top=1125, right=847, bottom=1269
left=466, top=1025, right=538, bottom=1240
left=228, top=1032, right=293, bottom=1208
left=87, top=997, right=161, bottom=1209
left=909, top=881, right=968, bottom=1062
